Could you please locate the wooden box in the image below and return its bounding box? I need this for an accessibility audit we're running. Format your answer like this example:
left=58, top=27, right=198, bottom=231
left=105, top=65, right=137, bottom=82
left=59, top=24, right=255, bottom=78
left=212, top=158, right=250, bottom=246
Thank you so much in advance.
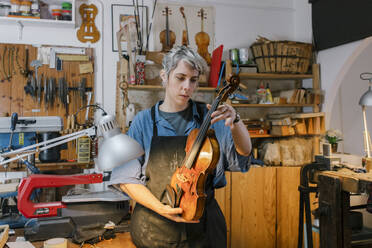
left=271, top=125, right=295, bottom=136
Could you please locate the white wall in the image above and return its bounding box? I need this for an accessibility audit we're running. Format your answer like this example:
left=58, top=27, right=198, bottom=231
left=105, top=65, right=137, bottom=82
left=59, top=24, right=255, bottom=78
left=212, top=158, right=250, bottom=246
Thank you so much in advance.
left=0, top=0, right=298, bottom=116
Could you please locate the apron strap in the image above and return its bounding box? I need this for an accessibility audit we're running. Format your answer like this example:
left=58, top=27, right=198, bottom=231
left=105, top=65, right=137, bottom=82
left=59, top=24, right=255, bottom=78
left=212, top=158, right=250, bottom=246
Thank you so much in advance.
left=194, top=101, right=205, bottom=126
left=151, top=105, right=158, bottom=137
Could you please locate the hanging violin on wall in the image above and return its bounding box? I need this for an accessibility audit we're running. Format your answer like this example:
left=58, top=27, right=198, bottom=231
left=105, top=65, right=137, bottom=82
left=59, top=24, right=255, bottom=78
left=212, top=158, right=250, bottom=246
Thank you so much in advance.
left=167, top=75, right=240, bottom=221
left=195, top=8, right=211, bottom=65
left=179, top=7, right=189, bottom=47
left=159, top=7, right=176, bottom=52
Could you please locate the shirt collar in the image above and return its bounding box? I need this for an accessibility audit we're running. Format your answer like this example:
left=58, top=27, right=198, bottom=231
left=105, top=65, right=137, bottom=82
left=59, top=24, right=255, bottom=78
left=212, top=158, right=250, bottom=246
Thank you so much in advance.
left=154, top=100, right=203, bottom=132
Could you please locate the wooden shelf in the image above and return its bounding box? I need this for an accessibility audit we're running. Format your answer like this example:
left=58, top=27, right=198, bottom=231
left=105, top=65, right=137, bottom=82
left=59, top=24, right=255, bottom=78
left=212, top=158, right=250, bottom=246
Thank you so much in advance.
left=231, top=103, right=316, bottom=108
left=237, top=72, right=313, bottom=80
left=0, top=0, right=75, bottom=28
left=0, top=161, right=94, bottom=172
left=250, top=134, right=323, bottom=138
left=128, top=85, right=216, bottom=92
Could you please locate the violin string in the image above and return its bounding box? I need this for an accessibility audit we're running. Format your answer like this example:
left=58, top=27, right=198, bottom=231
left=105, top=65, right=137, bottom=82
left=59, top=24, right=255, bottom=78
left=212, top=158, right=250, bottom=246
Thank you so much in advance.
left=185, top=95, right=221, bottom=168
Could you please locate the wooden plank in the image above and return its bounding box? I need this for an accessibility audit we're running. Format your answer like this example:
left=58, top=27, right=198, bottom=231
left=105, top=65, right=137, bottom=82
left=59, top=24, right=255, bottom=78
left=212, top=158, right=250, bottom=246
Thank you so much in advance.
left=318, top=174, right=343, bottom=248
left=267, top=112, right=325, bottom=119
left=231, top=103, right=315, bottom=108
left=312, top=64, right=320, bottom=112
left=231, top=167, right=276, bottom=248
left=215, top=171, right=231, bottom=248
left=276, top=167, right=301, bottom=248
left=128, top=84, right=216, bottom=91
left=0, top=225, right=9, bottom=248
left=318, top=169, right=372, bottom=193
left=238, top=72, right=313, bottom=80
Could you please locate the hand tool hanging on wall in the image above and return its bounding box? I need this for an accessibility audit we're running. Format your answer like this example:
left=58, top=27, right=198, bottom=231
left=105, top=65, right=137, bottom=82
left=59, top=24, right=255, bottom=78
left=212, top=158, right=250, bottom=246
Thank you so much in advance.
left=0, top=47, right=5, bottom=82
left=23, top=74, right=36, bottom=101
left=1, top=47, right=9, bottom=81
left=37, top=73, right=42, bottom=107
left=15, top=47, right=27, bottom=78
left=58, top=77, right=69, bottom=115
left=48, top=77, right=56, bottom=108
left=30, top=60, right=42, bottom=88
left=8, top=47, right=16, bottom=80
left=43, top=75, right=48, bottom=111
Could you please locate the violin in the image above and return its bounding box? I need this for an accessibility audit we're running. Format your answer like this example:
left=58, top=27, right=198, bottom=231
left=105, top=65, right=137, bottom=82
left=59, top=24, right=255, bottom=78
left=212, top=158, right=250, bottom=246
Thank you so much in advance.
left=168, top=75, right=240, bottom=221
left=180, top=7, right=189, bottom=47
left=159, top=7, right=176, bottom=52
left=195, top=8, right=211, bottom=65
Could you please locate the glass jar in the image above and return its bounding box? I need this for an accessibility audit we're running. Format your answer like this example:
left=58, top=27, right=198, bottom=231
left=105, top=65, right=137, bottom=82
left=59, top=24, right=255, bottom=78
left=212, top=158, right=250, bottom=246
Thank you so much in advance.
left=31, top=1, right=39, bottom=17
left=61, top=9, right=71, bottom=20
left=10, top=0, right=21, bottom=15
left=51, top=8, right=62, bottom=20
left=20, top=0, right=32, bottom=15
left=0, top=4, right=11, bottom=16
left=61, top=2, right=72, bottom=10
left=52, top=11, right=61, bottom=20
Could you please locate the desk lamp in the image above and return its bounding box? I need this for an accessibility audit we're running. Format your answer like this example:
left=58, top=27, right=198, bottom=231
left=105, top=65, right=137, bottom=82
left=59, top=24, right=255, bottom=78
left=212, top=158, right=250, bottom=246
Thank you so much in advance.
left=0, top=108, right=144, bottom=219
left=0, top=110, right=144, bottom=171
left=359, top=73, right=372, bottom=158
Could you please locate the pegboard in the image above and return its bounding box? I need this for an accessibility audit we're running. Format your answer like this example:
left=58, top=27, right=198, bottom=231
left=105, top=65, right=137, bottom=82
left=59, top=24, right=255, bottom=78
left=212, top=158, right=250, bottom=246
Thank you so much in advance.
left=0, top=43, right=95, bottom=162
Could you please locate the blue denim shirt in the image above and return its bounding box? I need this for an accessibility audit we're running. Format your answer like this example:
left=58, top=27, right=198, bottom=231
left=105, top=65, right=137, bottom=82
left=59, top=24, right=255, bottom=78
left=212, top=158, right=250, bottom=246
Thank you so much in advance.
left=109, top=100, right=251, bottom=190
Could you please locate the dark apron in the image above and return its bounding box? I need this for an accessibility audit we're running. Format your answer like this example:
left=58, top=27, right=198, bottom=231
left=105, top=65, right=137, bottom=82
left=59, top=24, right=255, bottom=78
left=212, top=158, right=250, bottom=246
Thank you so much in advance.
left=130, top=105, right=227, bottom=248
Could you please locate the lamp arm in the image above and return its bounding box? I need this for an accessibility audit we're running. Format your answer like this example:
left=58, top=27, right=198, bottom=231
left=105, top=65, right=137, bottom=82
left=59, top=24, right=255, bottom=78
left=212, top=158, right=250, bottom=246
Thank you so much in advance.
left=362, top=106, right=371, bottom=158
left=0, top=126, right=97, bottom=167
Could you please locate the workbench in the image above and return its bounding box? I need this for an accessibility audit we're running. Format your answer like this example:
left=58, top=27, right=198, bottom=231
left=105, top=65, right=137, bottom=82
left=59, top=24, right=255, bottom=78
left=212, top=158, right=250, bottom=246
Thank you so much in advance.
left=8, top=229, right=136, bottom=248
left=316, top=167, right=372, bottom=247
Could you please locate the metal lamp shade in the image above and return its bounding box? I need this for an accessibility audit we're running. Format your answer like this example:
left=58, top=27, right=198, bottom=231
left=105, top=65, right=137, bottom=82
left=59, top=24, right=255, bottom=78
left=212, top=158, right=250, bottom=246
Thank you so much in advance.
left=97, top=133, right=144, bottom=171
left=359, top=86, right=372, bottom=106
left=96, top=114, right=144, bottom=171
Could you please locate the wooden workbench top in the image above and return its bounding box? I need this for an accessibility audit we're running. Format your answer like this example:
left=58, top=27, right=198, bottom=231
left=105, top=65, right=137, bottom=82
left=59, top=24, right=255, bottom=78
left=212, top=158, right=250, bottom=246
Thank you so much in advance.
left=9, top=229, right=136, bottom=248
left=317, top=168, right=372, bottom=193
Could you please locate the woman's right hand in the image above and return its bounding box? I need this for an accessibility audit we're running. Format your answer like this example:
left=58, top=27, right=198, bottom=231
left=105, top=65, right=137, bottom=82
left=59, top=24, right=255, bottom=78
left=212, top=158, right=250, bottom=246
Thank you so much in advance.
left=158, top=204, right=199, bottom=223
left=120, top=183, right=199, bottom=223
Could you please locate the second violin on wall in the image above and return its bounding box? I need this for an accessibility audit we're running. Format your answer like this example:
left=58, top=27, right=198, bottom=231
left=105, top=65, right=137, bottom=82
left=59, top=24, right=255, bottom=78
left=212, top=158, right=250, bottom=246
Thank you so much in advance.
left=153, top=3, right=215, bottom=62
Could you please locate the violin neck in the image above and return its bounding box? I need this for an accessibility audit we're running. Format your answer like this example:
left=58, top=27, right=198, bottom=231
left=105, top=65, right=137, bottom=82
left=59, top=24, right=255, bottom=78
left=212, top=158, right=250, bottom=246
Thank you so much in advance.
left=184, top=18, right=189, bottom=45
left=165, top=12, right=170, bottom=46
left=183, top=97, right=222, bottom=169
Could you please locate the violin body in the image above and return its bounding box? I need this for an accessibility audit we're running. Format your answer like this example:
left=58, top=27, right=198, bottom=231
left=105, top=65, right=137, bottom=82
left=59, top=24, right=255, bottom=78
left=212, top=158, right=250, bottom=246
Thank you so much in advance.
left=195, top=31, right=211, bottom=64
left=168, top=75, right=240, bottom=221
left=195, top=8, right=211, bottom=65
left=160, top=7, right=176, bottom=52
left=160, top=29, right=176, bottom=52
left=170, top=128, right=220, bottom=221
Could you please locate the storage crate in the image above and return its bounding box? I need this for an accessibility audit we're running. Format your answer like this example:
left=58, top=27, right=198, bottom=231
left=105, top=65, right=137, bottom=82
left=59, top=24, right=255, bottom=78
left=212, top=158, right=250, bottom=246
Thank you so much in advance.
left=251, top=38, right=313, bottom=74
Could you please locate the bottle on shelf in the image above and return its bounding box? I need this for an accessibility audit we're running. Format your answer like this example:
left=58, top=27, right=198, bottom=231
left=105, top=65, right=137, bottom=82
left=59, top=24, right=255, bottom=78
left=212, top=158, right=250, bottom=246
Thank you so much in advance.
left=256, top=81, right=266, bottom=104
left=31, top=0, right=40, bottom=18
left=20, top=0, right=32, bottom=16
left=266, top=83, right=273, bottom=104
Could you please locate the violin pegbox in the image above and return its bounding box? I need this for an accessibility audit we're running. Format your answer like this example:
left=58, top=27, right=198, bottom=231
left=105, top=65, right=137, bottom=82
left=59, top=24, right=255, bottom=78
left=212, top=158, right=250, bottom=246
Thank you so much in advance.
left=162, top=6, right=172, bottom=16
left=197, top=8, right=207, bottom=20
left=219, top=75, right=240, bottom=102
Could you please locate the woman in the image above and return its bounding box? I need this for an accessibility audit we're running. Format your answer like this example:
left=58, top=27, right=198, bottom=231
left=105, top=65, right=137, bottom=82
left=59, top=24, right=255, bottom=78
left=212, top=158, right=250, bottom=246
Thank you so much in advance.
left=109, top=46, right=252, bottom=248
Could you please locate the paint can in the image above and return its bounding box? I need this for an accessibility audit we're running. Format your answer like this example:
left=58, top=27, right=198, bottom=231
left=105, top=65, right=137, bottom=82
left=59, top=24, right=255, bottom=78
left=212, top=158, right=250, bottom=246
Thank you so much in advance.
left=229, top=49, right=239, bottom=64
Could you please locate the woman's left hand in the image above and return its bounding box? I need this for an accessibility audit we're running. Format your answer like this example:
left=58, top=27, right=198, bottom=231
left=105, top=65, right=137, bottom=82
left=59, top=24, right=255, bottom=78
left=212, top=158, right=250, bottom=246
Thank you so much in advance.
left=208, top=104, right=237, bottom=127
